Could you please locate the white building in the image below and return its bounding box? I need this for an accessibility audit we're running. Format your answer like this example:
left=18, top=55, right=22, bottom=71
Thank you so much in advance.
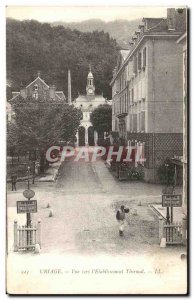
left=73, top=66, right=110, bottom=146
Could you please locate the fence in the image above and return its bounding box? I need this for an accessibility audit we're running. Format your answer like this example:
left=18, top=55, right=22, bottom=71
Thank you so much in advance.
left=159, top=217, right=187, bottom=246
left=14, top=220, right=41, bottom=251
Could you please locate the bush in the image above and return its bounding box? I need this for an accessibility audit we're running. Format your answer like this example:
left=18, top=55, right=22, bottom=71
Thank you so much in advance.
left=157, top=159, right=175, bottom=185
left=127, top=165, right=144, bottom=181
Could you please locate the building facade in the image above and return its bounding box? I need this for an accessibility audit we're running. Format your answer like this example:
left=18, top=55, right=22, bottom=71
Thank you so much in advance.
left=110, top=8, right=186, bottom=182
left=73, top=66, right=110, bottom=146
left=8, top=72, right=66, bottom=115
left=176, top=32, right=187, bottom=209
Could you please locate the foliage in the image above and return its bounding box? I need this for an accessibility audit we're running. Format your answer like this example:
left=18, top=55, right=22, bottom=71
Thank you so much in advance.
left=127, top=165, right=144, bottom=181
left=7, top=121, right=18, bottom=155
left=90, top=104, right=112, bottom=135
left=7, top=18, right=120, bottom=100
left=9, top=96, right=82, bottom=171
left=157, top=158, right=175, bottom=185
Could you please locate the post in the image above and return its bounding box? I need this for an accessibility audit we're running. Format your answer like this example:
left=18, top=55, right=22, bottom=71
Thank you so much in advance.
left=171, top=206, right=173, bottom=224
left=37, top=220, right=41, bottom=248
left=14, top=220, right=18, bottom=251
left=166, top=207, right=170, bottom=224
left=68, top=69, right=72, bottom=105
left=182, top=217, right=187, bottom=245
left=32, top=160, right=35, bottom=184
left=26, top=166, right=32, bottom=248
left=159, top=217, right=164, bottom=243
left=27, top=166, right=31, bottom=226
left=85, top=128, right=88, bottom=146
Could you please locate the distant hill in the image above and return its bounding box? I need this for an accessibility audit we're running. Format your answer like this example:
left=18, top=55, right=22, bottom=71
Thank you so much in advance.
left=51, top=19, right=141, bottom=49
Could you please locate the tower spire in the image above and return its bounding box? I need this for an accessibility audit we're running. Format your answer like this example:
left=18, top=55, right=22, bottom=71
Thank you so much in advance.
left=86, top=65, right=95, bottom=96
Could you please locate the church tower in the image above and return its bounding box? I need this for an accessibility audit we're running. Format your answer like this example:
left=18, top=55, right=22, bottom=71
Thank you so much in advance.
left=86, top=65, right=95, bottom=96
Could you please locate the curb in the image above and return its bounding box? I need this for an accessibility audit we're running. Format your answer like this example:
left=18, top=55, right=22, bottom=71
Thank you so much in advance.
left=150, top=205, right=166, bottom=220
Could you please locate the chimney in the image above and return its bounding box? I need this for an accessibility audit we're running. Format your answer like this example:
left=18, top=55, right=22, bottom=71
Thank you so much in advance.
left=68, top=70, right=72, bottom=105
left=49, top=85, right=56, bottom=100
left=167, top=8, right=176, bottom=31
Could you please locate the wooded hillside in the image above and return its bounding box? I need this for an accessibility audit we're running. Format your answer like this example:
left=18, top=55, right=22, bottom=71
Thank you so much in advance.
left=7, top=18, right=120, bottom=100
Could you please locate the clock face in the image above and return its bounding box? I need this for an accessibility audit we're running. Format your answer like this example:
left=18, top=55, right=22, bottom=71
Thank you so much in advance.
left=88, top=88, right=93, bottom=94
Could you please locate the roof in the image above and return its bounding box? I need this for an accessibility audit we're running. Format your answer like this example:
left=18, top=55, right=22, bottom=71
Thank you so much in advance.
left=56, top=91, right=65, bottom=99
left=74, top=94, right=106, bottom=103
left=110, top=10, right=186, bottom=86
left=87, top=71, right=93, bottom=78
left=25, top=75, right=49, bottom=89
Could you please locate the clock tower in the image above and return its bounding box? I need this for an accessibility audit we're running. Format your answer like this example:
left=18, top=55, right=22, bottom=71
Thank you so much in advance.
left=86, top=65, right=95, bottom=96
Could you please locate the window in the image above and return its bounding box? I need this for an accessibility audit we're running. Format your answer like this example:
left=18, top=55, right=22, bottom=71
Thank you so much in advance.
left=133, top=55, right=138, bottom=75
left=133, top=114, right=137, bottom=132
left=34, top=84, right=38, bottom=91
left=140, top=111, right=145, bottom=132
left=132, top=88, right=134, bottom=103
left=143, top=47, right=146, bottom=68
left=130, top=115, right=133, bottom=131
left=138, top=52, right=142, bottom=70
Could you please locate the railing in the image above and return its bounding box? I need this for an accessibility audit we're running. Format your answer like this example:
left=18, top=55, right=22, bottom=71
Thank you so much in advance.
left=14, top=220, right=41, bottom=251
left=164, top=223, right=183, bottom=245
left=159, top=217, right=187, bottom=246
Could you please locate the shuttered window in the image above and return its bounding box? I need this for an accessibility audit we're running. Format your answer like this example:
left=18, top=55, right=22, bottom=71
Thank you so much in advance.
left=143, top=47, right=146, bottom=68
left=138, top=52, right=142, bottom=70
left=133, top=55, right=138, bottom=75
left=133, top=114, right=137, bottom=132
left=140, top=111, right=145, bottom=132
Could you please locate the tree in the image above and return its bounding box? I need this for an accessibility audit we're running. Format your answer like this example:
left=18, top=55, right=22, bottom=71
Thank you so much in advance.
left=9, top=96, right=82, bottom=172
left=90, top=104, right=112, bottom=136
left=157, top=158, right=175, bottom=186
left=7, top=18, right=119, bottom=100
left=7, top=121, right=18, bottom=157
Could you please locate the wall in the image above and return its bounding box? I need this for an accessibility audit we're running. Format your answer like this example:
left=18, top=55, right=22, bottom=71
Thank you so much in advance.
left=147, top=38, right=183, bottom=133
left=25, top=78, right=50, bottom=99
left=126, top=132, right=183, bottom=183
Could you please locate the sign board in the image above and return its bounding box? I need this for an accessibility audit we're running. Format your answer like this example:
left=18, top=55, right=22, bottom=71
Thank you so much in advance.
left=17, top=200, right=37, bottom=214
left=23, top=189, right=35, bottom=199
left=162, top=195, right=182, bottom=207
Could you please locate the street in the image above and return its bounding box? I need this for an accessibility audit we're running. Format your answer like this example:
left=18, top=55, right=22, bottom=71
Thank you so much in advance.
left=6, top=151, right=186, bottom=294
left=7, top=150, right=184, bottom=256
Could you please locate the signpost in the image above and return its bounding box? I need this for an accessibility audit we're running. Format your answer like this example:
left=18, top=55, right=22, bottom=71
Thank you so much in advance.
left=162, top=195, right=182, bottom=207
left=162, top=194, right=182, bottom=223
left=17, top=200, right=37, bottom=214
left=15, top=166, right=39, bottom=250
left=23, top=189, right=35, bottom=199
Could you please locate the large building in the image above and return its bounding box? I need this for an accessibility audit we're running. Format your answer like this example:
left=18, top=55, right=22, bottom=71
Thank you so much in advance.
left=9, top=72, right=66, bottom=102
left=8, top=72, right=66, bottom=122
left=110, top=8, right=186, bottom=182
left=73, top=66, right=110, bottom=146
left=176, top=32, right=187, bottom=209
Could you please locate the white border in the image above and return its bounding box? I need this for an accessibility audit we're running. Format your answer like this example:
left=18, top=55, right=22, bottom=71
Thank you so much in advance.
left=1, top=1, right=192, bottom=299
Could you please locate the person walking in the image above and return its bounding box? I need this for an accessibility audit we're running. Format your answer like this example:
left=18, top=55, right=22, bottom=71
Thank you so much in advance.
left=116, top=205, right=129, bottom=236
left=11, top=174, right=17, bottom=191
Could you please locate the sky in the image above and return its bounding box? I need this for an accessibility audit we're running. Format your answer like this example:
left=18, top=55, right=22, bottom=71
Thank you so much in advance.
left=6, top=6, right=170, bottom=23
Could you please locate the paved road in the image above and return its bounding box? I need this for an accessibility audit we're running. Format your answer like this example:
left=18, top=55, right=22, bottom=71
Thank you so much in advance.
left=7, top=153, right=185, bottom=256
left=56, top=157, right=103, bottom=193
